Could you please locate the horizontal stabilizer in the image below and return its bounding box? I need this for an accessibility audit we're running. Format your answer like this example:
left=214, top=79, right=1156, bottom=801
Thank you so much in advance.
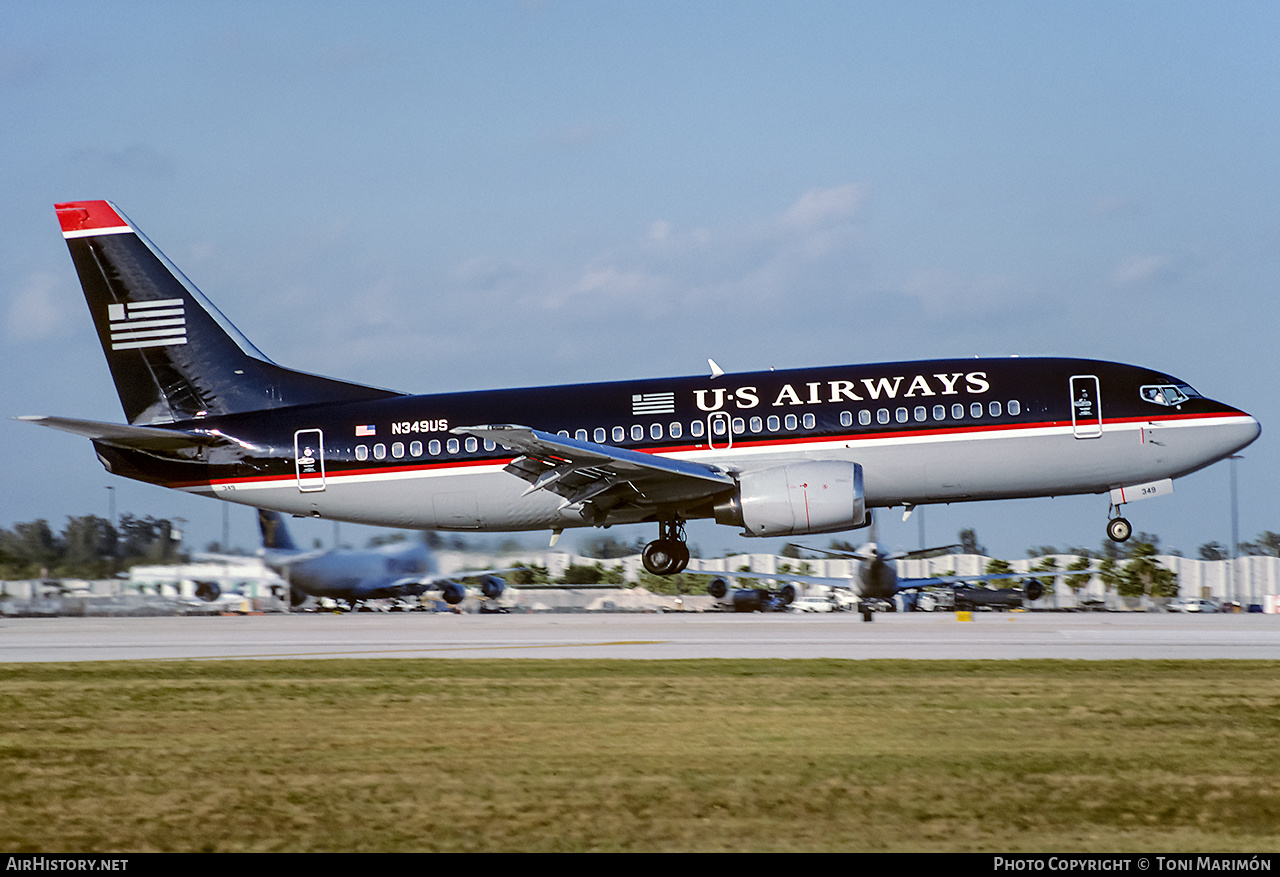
left=16, top=415, right=229, bottom=452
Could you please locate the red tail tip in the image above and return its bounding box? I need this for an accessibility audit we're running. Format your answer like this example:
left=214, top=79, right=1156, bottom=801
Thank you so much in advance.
left=55, top=200, right=127, bottom=234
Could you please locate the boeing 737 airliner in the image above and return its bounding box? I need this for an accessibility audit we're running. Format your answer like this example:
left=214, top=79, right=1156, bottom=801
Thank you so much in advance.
left=22, top=201, right=1260, bottom=575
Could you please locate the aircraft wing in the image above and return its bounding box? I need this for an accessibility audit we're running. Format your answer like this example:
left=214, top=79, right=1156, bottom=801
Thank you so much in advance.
left=451, top=424, right=735, bottom=512
left=17, top=415, right=233, bottom=452
left=713, top=567, right=1082, bottom=593
left=893, top=570, right=1080, bottom=590
left=424, top=566, right=522, bottom=584
left=712, top=570, right=860, bottom=589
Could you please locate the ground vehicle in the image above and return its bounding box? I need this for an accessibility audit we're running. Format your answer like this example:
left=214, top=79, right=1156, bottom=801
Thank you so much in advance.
left=788, top=595, right=838, bottom=613
left=1165, top=597, right=1221, bottom=613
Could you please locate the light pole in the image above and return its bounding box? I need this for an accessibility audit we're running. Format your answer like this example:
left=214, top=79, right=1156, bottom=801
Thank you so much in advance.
left=1229, top=455, right=1243, bottom=608
left=105, top=485, right=118, bottom=575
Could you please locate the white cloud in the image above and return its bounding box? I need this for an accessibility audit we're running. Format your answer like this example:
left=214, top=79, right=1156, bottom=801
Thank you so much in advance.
left=529, top=184, right=873, bottom=316
left=899, top=267, right=1022, bottom=316
left=1112, top=253, right=1174, bottom=287
left=782, top=184, right=867, bottom=228
left=5, top=272, right=75, bottom=341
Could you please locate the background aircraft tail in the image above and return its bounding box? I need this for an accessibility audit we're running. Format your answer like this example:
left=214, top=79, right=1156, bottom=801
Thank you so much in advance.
left=55, top=200, right=401, bottom=425
left=257, top=509, right=300, bottom=552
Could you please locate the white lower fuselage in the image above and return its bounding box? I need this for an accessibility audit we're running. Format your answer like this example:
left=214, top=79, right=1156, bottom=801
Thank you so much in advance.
left=196, top=410, right=1259, bottom=533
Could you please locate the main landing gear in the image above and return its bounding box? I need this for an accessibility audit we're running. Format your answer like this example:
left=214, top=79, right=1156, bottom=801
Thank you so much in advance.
left=642, top=518, right=690, bottom=576
left=1106, top=505, right=1132, bottom=543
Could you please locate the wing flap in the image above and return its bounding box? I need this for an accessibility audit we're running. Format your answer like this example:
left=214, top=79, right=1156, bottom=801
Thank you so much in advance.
left=452, top=424, right=735, bottom=510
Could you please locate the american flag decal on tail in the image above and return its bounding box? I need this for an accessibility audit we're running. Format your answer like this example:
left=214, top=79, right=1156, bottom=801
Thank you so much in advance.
left=632, top=392, right=675, bottom=415
left=107, top=299, right=187, bottom=350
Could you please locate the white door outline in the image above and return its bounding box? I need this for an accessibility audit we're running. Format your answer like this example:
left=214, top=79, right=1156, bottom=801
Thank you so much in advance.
left=1070, top=375, right=1102, bottom=439
left=707, top=411, right=733, bottom=450
left=294, top=428, right=326, bottom=492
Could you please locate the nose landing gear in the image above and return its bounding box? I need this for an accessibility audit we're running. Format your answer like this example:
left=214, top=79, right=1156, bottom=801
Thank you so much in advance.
left=642, top=518, right=690, bottom=576
left=1106, top=506, right=1132, bottom=543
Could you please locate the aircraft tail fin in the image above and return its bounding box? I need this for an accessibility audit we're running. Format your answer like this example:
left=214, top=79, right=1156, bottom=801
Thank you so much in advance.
left=257, top=509, right=300, bottom=552
left=55, top=200, right=401, bottom=425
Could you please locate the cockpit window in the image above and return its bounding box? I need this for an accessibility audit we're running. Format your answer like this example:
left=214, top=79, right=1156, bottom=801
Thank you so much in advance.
left=1140, top=384, right=1198, bottom=407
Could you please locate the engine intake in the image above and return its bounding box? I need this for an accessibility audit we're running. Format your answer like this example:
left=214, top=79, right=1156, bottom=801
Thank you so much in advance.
left=479, top=575, right=506, bottom=600
left=714, top=461, right=866, bottom=537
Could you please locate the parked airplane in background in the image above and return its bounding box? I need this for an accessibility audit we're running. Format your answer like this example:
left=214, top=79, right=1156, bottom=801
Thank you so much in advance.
left=23, top=201, right=1260, bottom=575
left=256, top=509, right=507, bottom=608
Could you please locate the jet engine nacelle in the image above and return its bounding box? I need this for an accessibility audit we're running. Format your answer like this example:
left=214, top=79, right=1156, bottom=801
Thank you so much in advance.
left=439, top=581, right=466, bottom=605
left=714, top=461, right=866, bottom=537
left=478, top=575, right=506, bottom=600
left=706, top=577, right=798, bottom=612
left=193, top=581, right=222, bottom=603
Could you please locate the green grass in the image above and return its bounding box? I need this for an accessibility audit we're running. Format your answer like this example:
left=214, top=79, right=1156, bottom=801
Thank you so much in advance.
left=1, top=660, right=1278, bottom=852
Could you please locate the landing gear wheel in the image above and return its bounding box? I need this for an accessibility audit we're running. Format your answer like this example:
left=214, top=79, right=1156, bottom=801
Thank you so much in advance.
left=1107, top=516, right=1133, bottom=543
left=642, top=519, right=690, bottom=576
left=669, top=541, right=690, bottom=574
left=642, top=540, right=688, bottom=576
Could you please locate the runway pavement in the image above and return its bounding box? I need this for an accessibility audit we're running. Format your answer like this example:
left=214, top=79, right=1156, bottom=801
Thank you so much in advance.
left=2, top=611, right=1280, bottom=661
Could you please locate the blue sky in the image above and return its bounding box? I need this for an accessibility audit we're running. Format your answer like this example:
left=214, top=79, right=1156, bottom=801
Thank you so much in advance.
left=3, top=2, right=1278, bottom=559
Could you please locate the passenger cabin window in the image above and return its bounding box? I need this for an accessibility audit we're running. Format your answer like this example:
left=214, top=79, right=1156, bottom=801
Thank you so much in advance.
left=410, top=441, right=423, bottom=457
left=989, top=401, right=1002, bottom=417
left=785, top=414, right=798, bottom=431
left=631, top=425, right=644, bottom=441
left=669, top=422, right=682, bottom=438
left=970, top=402, right=983, bottom=418
left=576, top=429, right=588, bottom=441
left=373, top=443, right=386, bottom=460
left=933, top=405, right=946, bottom=420
left=465, top=437, right=478, bottom=453
left=356, top=445, right=368, bottom=461
left=877, top=409, right=890, bottom=425
left=750, top=416, right=763, bottom=433
left=840, top=411, right=852, bottom=427
left=802, top=413, right=815, bottom=429
left=391, top=442, right=405, bottom=458
left=429, top=439, right=441, bottom=455
left=594, top=428, right=606, bottom=443
left=914, top=406, right=927, bottom=422
left=1009, top=400, right=1021, bottom=416
left=859, top=410, right=872, bottom=426
left=768, top=415, right=780, bottom=432
left=651, top=423, right=663, bottom=440
left=612, top=426, right=625, bottom=443
left=691, top=421, right=705, bottom=438
left=447, top=438, right=459, bottom=454
left=952, top=403, right=965, bottom=419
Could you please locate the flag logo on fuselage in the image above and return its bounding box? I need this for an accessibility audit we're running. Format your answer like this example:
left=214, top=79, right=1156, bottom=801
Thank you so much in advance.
left=632, top=393, right=675, bottom=415
left=107, top=299, right=186, bottom=350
